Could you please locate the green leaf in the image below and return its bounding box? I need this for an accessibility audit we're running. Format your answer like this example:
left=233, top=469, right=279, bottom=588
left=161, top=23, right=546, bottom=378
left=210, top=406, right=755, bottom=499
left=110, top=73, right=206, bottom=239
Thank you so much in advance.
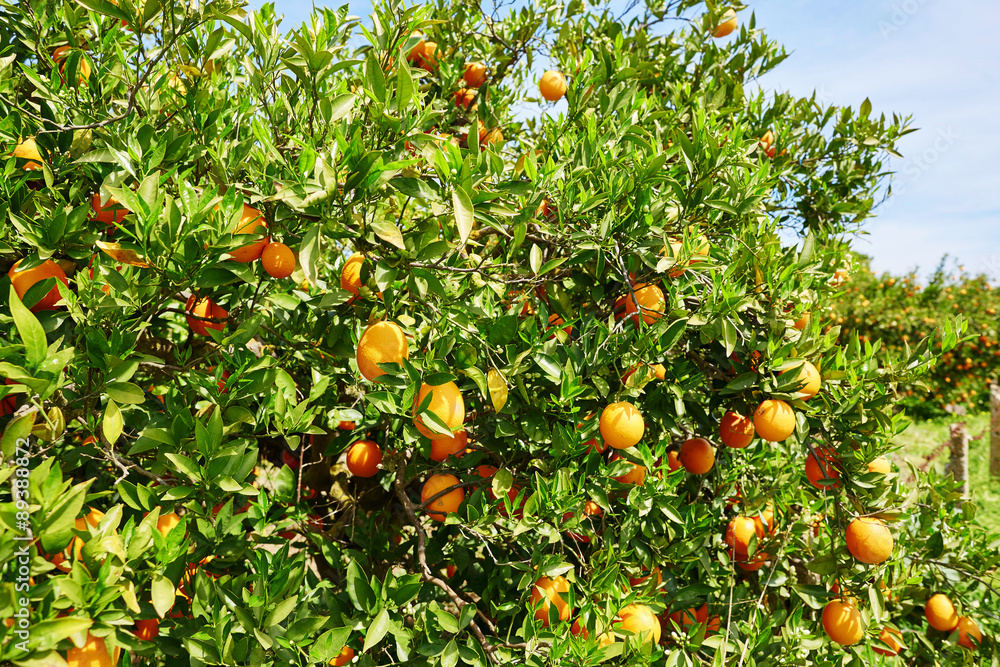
left=346, top=559, right=375, bottom=612
left=151, top=574, right=175, bottom=618
left=363, top=608, right=390, bottom=652
left=1, top=411, right=35, bottom=459
left=859, top=97, right=872, bottom=118
left=452, top=186, right=474, bottom=248
left=659, top=318, right=688, bottom=351
left=365, top=53, right=386, bottom=104
left=105, top=382, right=145, bottom=405
left=441, top=639, right=459, bottom=667
left=9, top=285, right=46, bottom=370
left=75, top=0, right=130, bottom=21
left=329, top=93, right=357, bottom=121
left=371, top=218, right=406, bottom=250
left=102, top=399, right=123, bottom=445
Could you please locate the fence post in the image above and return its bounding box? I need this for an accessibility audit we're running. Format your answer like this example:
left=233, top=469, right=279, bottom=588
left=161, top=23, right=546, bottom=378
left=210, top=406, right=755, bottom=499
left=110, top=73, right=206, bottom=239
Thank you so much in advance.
left=949, top=422, right=970, bottom=499
left=991, top=383, right=1000, bottom=478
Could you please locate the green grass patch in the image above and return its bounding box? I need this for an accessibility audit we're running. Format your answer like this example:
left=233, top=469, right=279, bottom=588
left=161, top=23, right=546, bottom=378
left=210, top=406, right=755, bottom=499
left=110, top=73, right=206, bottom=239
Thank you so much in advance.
left=891, top=413, right=1000, bottom=534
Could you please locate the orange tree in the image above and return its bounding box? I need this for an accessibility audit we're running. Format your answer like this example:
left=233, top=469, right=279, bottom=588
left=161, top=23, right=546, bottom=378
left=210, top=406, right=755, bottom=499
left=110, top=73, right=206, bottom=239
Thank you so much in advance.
left=0, top=0, right=997, bottom=665
left=824, top=254, right=1000, bottom=418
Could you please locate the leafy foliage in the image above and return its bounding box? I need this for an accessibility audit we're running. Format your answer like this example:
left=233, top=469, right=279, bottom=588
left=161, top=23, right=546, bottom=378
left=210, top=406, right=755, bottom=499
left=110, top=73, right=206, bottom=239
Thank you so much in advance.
left=0, top=0, right=996, bottom=665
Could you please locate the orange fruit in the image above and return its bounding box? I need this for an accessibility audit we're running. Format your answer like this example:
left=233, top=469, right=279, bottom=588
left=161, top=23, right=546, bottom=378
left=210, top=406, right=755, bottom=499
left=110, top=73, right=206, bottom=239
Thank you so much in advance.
left=678, top=437, right=714, bottom=474
left=805, top=446, right=841, bottom=489
left=570, top=618, right=614, bottom=646
left=346, top=440, right=383, bottom=477
left=184, top=294, right=228, bottom=336
left=463, top=61, right=487, bottom=88
left=667, top=604, right=708, bottom=631
left=477, top=123, right=504, bottom=148
left=737, top=551, right=769, bottom=571
left=752, top=502, right=775, bottom=536
left=666, top=450, right=681, bottom=472
left=822, top=599, right=863, bottom=646
left=956, top=617, right=982, bottom=649
left=725, top=516, right=761, bottom=560
left=539, top=70, right=567, bottom=102
left=712, top=8, right=738, bottom=38
left=925, top=594, right=959, bottom=631
left=135, top=618, right=159, bottom=641
left=873, top=626, right=904, bottom=656
left=752, top=399, right=795, bottom=441
left=429, top=429, right=467, bottom=462
left=530, top=575, right=572, bottom=626
left=66, top=633, right=115, bottom=667
left=227, top=205, right=269, bottom=262
left=719, top=411, right=755, bottom=448
left=406, top=31, right=426, bottom=63
left=91, top=193, right=128, bottom=225
left=71, top=507, right=105, bottom=560
left=356, top=321, right=409, bottom=381
left=793, top=312, right=810, bottom=330
left=12, top=137, right=42, bottom=170
left=610, top=453, right=646, bottom=485
left=547, top=313, right=573, bottom=337
left=452, top=87, right=477, bottom=110
left=624, top=283, right=665, bottom=324
left=781, top=360, right=821, bottom=399
left=651, top=363, right=666, bottom=380
left=421, top=473, right=464, bottom=521
left=262, top=242, right=295, bottom=279
left=8, top=259, right=69, bottom=312
left=615, top=604, right=661, bottom=645
left=341, top=253, right=365, bottom=295
left=52, top=46, right=92, bottom=84
left=413, top=381, right=465, bottom=440
left=329, top=646, right=355, bottom=666
left=706, top=615, right=721, bottom=633
left=417, top=41, right=437, bottom=70
left=156, top=512, right=181, bottom=538
left=845, top=517, right=893, bottom=564
left=600, top=402, right=644, bottom=449
left=867, top=457, right=891, bottom=474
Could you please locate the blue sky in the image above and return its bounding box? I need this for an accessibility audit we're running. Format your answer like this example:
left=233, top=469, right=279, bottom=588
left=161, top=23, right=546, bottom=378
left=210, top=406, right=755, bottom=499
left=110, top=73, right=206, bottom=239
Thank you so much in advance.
left=255, top=0, right=1000, bottom=281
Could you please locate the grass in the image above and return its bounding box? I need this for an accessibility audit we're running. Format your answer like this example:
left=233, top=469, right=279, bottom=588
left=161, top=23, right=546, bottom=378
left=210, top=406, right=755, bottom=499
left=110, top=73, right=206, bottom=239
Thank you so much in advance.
left=890, top=412, right=1000, bottom=534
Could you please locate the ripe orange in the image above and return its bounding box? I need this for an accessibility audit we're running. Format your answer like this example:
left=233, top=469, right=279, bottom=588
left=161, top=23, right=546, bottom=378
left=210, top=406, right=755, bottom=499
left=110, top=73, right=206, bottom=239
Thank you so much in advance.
left=822, top=599, right=863, bottom=646
left=752, top=399, right=795, bottom=441
left=421, top=473, right=464, bottom=521
left=227, top=205, right=269, bottom=262
left=156, top=512, right=181, bottom=538
left=91, top=193, right=128, bottom=225
left=72, top=508, right=104, bottom=562
left=417, top=41, right=437, bottom=70
left=610, top=453, right=647, bottom=485
left=341, top=253, right=365, bottom=295
left=751, top=502, right=775, bottom=536
left=570, top=618, right=614, bottom=646
left=793, top=312, right=811, bottom=330
left=413, top=381, right=465, bottom=440
left=12, top=137, right=43, bottom=170
left=651, top=363, right=666, bottom=380
left=135, top=618, right=159, bottom=641
left=925, top=594, right=959, bottom=631
left=956, top=616, right=982, bottom=649
left=781, top=360, right=821, bottom=399
left=625, top=283, right=665, bottom=324
left=463, top=61, right=487, bottom=88
left=346, top=440, right=383, bottom=477
left=667, top=604, right=708, bottom=631
left=262, top=242, right=296, bottom=279
left=805, top=446, right=841, bottom=490
left=600, top=401, right=644, bottom=449
left=719, top=411, right=755, bottom=448
left=737, top=551, right=769, bottom=571
left=666, top=450, right=681, bottom=472
left=712, top=8, right=738, bottom=38
left=356, top=321, right=409, bottom=381
left=66, top=633, right=114, bottom=667
left=845, top=517, right=893, bottom=564
left=706, top=615, right=721, bottom=633
left=873, top=626, right=904, bottom=656
left=184, top=295, right=228, bottom=337
left=452, top=87, right=477, bottom=110
left=725, top=516, right=760, bottom=560
left=429, top=429, right=467, bottom=462
left=539, top=70, right=567, bottom=102
left=530, top=575, right=572, bottom=626
left=868, top=457, right=891, bottom=474
left=547, top=313, right=573, bottom=337
left=52, top=46, right=92, bottom=85
left=478, top=124, right=504, bottom=148
left=678, top=437, right=715, bottom=474
left=8, top=259, right=69, bottom=311
left=329, top=646, right=355, bottom=666
left=406, top=31, right=426, bottom=63
left=615, top=604, right=661, bottom=645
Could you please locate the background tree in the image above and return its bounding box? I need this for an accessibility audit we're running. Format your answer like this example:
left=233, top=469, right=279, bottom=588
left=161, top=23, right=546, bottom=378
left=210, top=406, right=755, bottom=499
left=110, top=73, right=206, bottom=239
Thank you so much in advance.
left=0, top=0, right=996, bottom=665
